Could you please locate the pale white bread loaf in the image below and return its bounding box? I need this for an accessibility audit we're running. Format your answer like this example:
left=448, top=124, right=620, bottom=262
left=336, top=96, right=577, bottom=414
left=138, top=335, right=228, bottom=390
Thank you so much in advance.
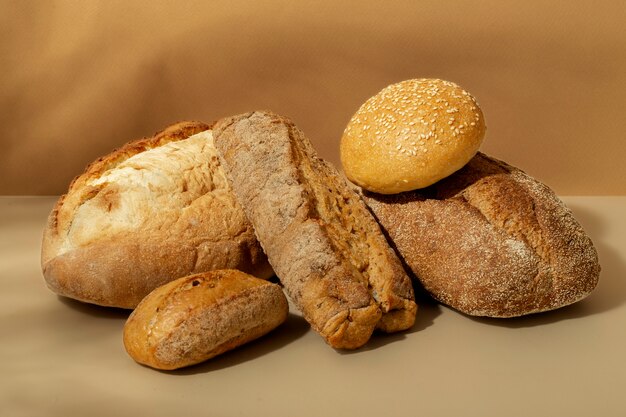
left=42, top=122, right=273, bottom=308
left=362, top=152, right=600, bottom=317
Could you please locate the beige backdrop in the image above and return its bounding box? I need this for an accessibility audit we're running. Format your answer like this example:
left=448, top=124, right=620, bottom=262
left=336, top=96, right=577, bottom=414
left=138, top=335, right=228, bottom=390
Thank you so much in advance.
left=1, top=0, right=625, bottom=195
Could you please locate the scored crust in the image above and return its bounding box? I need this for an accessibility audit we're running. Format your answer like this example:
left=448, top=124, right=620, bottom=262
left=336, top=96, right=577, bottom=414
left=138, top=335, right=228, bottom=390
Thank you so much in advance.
left=213, top=111, right=417, bottom=349
left=362, top=152, right=600, bottom=317
left=42, top=122, right=273, bottom=308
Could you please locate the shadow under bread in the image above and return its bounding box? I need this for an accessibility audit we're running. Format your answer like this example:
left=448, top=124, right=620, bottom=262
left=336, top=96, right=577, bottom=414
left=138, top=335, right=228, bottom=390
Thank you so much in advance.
left=58, top=295, right=131, bottom=320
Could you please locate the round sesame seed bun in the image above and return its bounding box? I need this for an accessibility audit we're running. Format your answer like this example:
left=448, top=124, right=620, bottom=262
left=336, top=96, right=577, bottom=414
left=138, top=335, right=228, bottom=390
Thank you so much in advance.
left=340, top=78, right=486, bottom=194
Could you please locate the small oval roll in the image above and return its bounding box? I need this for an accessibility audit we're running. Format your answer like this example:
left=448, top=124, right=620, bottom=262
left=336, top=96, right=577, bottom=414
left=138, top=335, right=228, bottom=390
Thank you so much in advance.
left=341, top=78, right=486, bottom=194
left=123, top=270, right=288, bottom=370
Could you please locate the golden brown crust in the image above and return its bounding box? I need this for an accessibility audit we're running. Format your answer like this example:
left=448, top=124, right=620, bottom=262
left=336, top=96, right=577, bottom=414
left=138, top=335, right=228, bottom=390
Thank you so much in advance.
left=213, top=111, right=416, bottom=349
left=341, top=79, right=486, bottom=194
left=362, top=152, right=600, bottom=317
left=123, top=270, right=288, bottom=370
left=79, top=121, right=216, bottom=182
left=41, top=122, right=273, bottom=308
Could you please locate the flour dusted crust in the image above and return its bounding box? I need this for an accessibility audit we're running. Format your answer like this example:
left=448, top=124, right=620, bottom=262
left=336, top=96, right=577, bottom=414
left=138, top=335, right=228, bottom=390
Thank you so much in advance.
left=42, top=122, right=273, bottom=308
left=123, top=270, right=288, bottom=370
left=362, top=152, right=600, bottom=317
left=213, top=111, right=417, bottom=349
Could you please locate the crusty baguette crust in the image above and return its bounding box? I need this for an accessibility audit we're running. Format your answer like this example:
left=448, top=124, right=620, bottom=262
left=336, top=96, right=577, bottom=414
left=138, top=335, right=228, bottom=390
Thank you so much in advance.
left=213, top=111, right=416, bottom=349
left=123, top=270, right=288, bottom=370
left=363, top=152, right=600, bottom=317
left=42, top=122, right=273, bottom=308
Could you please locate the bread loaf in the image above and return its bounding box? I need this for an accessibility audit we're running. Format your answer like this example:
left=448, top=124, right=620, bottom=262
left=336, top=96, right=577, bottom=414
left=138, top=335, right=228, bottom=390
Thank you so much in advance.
left=41, top=122, right=273, bottom=308
left=213, top=111, right=417, bottom=349
left=341, top=78, right=486, bottom=194
left=123, top=270, right=288, bottom=370
left=362, top=152, right=600, bottom=317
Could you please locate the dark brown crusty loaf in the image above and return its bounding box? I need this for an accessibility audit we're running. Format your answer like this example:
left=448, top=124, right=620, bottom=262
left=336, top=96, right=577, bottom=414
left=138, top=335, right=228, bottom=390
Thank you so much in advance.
left=362, top=152, right=600, bottom=317
left=213, top=111, right=417, bottom=349
left=123, top=270, right=288, bottom=370
left=42, top=122, right=273, bottom=308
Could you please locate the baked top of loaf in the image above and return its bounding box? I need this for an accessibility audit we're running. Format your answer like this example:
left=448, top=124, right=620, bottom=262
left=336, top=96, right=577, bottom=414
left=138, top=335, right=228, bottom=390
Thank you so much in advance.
left=341, top=78, right=486, bottom=193
left=213, top=111, right=417, bottom=349
left=363, top=152, right=600, bottom=317
left=42, top=122, right=272, bottom=308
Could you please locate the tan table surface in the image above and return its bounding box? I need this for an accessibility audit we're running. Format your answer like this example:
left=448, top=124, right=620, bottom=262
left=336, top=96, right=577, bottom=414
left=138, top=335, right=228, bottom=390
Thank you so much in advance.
left=2, top=196, right=625, bottom=417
